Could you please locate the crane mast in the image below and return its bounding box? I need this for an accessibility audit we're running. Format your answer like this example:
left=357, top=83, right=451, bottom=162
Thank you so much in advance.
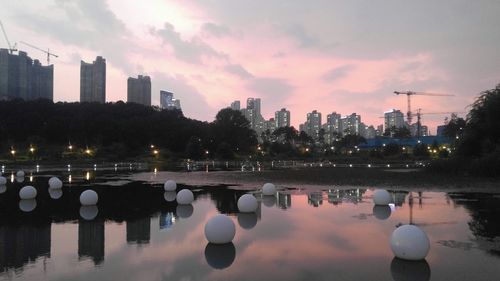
left=394, top=91, right=454, bottom=124
left=0, top=20, right=17, bottom=54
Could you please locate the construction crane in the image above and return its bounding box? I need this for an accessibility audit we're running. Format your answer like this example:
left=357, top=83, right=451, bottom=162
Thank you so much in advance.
left=394, top=91, right=454, bottom=124
left=0, top=20, right=17, bottom=54
left=411, top=109, right=465, bottom=138
left=19, top=41, right=58, bottom=65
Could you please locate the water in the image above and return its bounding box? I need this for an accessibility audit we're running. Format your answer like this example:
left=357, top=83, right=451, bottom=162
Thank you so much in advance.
left=0, top=170, right=499, bottom=281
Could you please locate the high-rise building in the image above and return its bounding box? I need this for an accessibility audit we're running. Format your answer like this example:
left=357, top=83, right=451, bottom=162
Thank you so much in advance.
left=160, top=90, right=182, bottom=110
left=80, top=56, right=106, bottom=103
left=241, top=97, right=264, bottom=133
left=340, top=113, right=361, bottom=135
left=275, top=108, right=290, bottom=128
left=384, top=109, right=405, bottom=130
left=300, top=110, right=322, bottom=140
left=127, top=75, right=151, bottom=106
left=0, top=49, right=53, bottom=101
left=230, top=100, right=240, bottom=111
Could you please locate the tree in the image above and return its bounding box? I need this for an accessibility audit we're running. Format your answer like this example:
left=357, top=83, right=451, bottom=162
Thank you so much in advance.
left=458, top=84, right=500, bottom=157
left=212, top=108, right=258, bottom=154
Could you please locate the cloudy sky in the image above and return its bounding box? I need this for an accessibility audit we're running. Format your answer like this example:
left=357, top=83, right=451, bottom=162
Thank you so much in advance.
left=1, top=0, right=499, bottom=132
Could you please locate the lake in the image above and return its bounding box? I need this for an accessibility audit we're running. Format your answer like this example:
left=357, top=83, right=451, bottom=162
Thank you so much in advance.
left=0, top=167, right=499, bottom=281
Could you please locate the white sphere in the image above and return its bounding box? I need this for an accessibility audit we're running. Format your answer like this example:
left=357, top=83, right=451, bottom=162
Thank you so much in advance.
left=237, top=194, right=258, bottom=213
left=176, top=189, right=194, bottom=205
left=19, top=186, right=37, bottom=199
left=80, top=190, right=98, bottom=205
left=80, top=205, right=99, bottom=220
left=262, top=183, right=276, bottom=195
left=19, top=199, right=37, bottom=212
left=0, top=176, right=6, bottom=185
left=16, top=170, right=25, bottom=177
left=164, top=191, right=176, bottom=202
left=204, top=214, right=236, bottom=244
left=373, top=189, right=392, bottom=205
left=49, top=188, right=63, bottom=199
left=390, top=225, right=430, bottom=260
left=164, top=180, right=177, bottom=191
left=48, top=177, right=63, bottom=189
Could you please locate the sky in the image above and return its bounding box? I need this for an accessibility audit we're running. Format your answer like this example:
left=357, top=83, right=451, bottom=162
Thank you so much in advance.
left=1, top=0, right=499, bottom=133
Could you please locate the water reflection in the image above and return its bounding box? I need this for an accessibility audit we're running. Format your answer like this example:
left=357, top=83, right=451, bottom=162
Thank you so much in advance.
left=18, top=199, right=36, bottom=212
left=0, top=185, right=6, bottom=194
left=159, top=212, right=175, bottom=230
left=78, top=218, right=105, bottom=265
left=164, top=191, right=176, bottom=202
left=373, top=205, right=392, bottom=220
left=237, top=213, right=258, bottom=230
left=390, top=258, right=431, bottom=281
left=126, top=217, right=151, bottom=245
left=80, top=206, right=99, bottom=221
left=204, top=243, right=236, bottom=270
left=176, top=204, right=194, bottom=219
left=49, top=188, right=63, bottom=199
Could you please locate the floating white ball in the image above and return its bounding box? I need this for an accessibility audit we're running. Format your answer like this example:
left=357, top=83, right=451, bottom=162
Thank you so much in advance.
left=19, top=199, right=37, bottom=212
left=0, top=176, right=6, bottom=185
left=390, top=224, right=430, bottom=260
left=204, top=214, right=236, bottom=244
left=80, top=205, right=99, bottom=220
left=48, top=177, right=63, bottom=189
left=16, top=170, right=25, bottom=177
left=80, top=190, right=98, bottom=205
left=49, top=188, right=63, bottom=199
left=164, top=180, right=177, bottom=191
left=373, top=189, right=392, bottom=205
left=176, top=189, right=194, bottom=205
left=19, top=186, right=37, bottom=199
left=237, top=194, right=258, bottom=213
left=262, top=183, right=276, bottom=196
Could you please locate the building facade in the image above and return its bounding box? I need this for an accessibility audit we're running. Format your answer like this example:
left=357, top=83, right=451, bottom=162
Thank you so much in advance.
left=384, top=109, right=405, bottom=130
left=0, top=49, right=53, bottom=101
left=127, top=75, right=151, bottom=106
left=300, top=110, right=322, bottom=140
left=160, top=90, right=182, bottom=110
left=275, top=108, right=290, bottom=128
left=230, top=100, right=240, bottom=111
left=80, top=56, right=106, bottom=103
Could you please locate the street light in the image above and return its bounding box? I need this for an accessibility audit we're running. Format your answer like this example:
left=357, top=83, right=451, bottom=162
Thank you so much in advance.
left=10, top=149, right=15, bottom=156
left=29, top=147, right=35, bottom=153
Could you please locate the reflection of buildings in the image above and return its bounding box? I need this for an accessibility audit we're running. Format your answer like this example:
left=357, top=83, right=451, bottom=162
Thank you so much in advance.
left=391, top=191, right=408, bottom=207
left=78, top=220, right=105, bottom=265
left=277, top=192, right=292, bottom=210
left=126, top=217, right=150, bottom=245
left=327, top=189, right=366, bottom=205
left=308, top=191, right=323, bottom=207
left=0, top=224, right=51, bottom=272
left=159, top=212, right=176, bottom=230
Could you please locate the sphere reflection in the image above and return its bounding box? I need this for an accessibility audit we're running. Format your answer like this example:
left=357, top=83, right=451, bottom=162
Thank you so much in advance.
left=19, top=199, right=37, bottom=212
left=373, top=205, right=391, bottom=220
left=237, top=213, right=258, bottom=230
left=80, top=205, right=99, bottom=220
left=164, top=191, right=176, bottom=202
left=204, top=242, right=236, bottom=270
left=176, top=204, right=193, bottom=218
left=390, top=257, right=431, bottom=281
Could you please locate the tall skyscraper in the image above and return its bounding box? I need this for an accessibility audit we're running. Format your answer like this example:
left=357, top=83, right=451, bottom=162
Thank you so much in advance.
left=80, top=56, right=106, bottom=103
left=241, top=97, right=264, bottom=132
left=300, top=110, right=322, bottom=140
left=0, top=49, right=53, bottom=101
left=275, top=108, right=290, bottom=128
left=384, top=109, right=405, bottom=130
left=160, top=90, right=181, bottom=110
left=127, top=75, right=151, bottom=106
left=230, top=100, right=240, bottom=111
left=340, top=113, right=361, bottom=135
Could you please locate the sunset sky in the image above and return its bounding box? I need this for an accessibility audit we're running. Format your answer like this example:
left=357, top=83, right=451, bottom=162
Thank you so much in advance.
left=1, top=0, right=499, bottom=133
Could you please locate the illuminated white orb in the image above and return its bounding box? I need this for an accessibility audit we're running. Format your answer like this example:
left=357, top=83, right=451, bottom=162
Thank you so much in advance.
left=164, top=180, right=177, bottom=191
left=48, top=177, right=63, bottom=189
left=373, top=189, right=392, bottom=205
left=80, top=190, right=98, bottom=205
left=204, top=214, right=236, bottom=244
left=176, top=189, right=194, bottom=205
left=390, top=224, right=430, bottom=260
left=262, top=183, right=276, bottom=196
left=19, top=186, right=37, bottom=199
left=237, top=194, right=258, bottom=213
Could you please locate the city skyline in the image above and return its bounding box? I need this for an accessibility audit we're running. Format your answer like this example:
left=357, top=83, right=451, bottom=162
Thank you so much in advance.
left=1, top=1, right=499, bottom=133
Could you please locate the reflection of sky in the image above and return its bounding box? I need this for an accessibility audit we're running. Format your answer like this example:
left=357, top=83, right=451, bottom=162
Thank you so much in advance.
left=1, top=191, right=499, bottom=281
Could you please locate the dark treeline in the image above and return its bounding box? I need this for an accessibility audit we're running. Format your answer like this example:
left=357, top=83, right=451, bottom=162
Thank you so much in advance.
left=0, top=100, right=257, bottom=160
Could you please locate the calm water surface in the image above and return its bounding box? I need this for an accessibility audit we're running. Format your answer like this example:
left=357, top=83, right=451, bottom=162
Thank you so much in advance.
left=0, top=170, right=499, bottom=281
